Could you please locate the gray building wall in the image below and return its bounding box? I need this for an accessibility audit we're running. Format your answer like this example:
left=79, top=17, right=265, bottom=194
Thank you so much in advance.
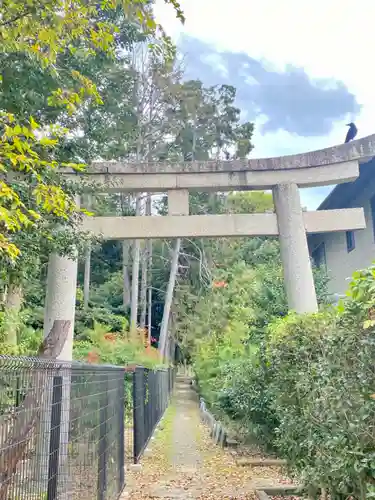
left=309, top=176, right=375, bottom=296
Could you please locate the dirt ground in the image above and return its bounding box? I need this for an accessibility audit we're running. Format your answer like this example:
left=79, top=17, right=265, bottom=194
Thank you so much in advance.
left=121, top=377, right=293, bottom=500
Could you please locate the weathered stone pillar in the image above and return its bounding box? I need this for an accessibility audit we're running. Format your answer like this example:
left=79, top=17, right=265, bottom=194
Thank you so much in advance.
left=43, top=252, right=78, bottom=360
left=40, top=248, right=78, bottom=496
left=273, top=183, right=318, bottom=313
left=44, top=195, right=79, bottom=360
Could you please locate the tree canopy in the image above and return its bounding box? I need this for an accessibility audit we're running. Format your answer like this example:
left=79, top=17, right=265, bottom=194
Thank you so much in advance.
left=2, top=3, right=374, bottom=497
left=0, top=0, right=184, bottom=259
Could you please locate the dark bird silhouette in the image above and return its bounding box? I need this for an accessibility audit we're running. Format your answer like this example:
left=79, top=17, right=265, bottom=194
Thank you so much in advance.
left=345, top=122, right=358, bottom=143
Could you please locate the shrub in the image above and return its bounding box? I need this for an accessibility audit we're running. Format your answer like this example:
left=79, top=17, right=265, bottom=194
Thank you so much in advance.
left=74, top=307, right=128, bottom=337
left=73, top=323, right=168, bottom=422
left=192, top=263, right=375, bottom=498
left=193, top=318, right=248, bottom=407
left=267, top=296, right=375, bottom=497
left=216, top=347, right=278, bottom=448
left=73, top=322, right=165, bottom=369
left=0, top=309, right=43, bottom=355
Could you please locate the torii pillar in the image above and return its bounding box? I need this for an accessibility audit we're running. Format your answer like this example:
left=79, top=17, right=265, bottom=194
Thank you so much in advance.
left=273, top=183, right=318, bottom=313
left=43, top=198, right=80, bottom=361
left=44, top=253, right=78, bottom=360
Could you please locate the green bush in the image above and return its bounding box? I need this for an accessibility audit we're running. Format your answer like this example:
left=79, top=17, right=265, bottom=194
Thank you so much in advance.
left=266, top=268, right=375, bottom=498
left=216, top=349, right=278, bottom=447
left=193, top=314, right=249, bottom=407
left=75, top=307, right=128, bottom=337
left=191, top=262, right=375, bottom=498
left=89, top=271, right=124, bottom=310
left=190, top=255, right=329, bottom=409
left=73, top=322, right=165, bottom=369
left=0, top=309, right=43, bottom=355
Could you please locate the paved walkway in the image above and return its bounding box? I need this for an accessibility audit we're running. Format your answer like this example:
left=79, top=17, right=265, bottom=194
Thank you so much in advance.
left=122, top=376, right=288, bottom=500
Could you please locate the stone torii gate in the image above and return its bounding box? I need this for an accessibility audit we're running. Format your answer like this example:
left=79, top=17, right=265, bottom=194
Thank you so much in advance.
left=47, top=134, right=375, bottom=360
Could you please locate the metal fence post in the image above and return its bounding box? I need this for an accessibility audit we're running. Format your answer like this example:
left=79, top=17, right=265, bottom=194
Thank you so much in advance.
left=157, top=371, right=161, bottom=420
left=118, top=372, right=125, bottom=494
left=47, top=375, right=63, bottom=500
left=160, top=372, right=163, bottom=413
left=97, top=374, right=109, bottom=500
left=133, top=367, right=145, bottom=463
left=144, top=369, right=150, bottom=450
left=165, top=370, right=168, bottom=408
left=128, top=366, right=175, bottom=463
left=162, top=371, right=165, bottom=412
left=132, top=370, right=137, bottom=462
left=155, top=371, right=159, bottom=423
left=164, top=371, right=166, bottom=409
left=153, top=371, right=156, bottom=423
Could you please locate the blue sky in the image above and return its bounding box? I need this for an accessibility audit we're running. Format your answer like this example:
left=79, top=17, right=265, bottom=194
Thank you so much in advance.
left=155, top=0, right=375, bottom=209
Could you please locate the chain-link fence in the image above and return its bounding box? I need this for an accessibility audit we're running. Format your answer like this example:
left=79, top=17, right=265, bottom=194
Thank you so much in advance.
left=124, top=368, right=135, bottom=465
left=0, top=356, right=126, bottom=500
left=0, top=356, right=177, bottom=497
left=132, top=366, right=176, bottom=463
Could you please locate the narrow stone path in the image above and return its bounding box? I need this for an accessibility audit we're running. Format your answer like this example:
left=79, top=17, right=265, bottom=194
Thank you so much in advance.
left=122, top=376, right=288, bottom=500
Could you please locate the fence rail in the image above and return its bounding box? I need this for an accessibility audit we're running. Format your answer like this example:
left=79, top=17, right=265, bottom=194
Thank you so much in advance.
left=0, top=356, right=126, bottom=500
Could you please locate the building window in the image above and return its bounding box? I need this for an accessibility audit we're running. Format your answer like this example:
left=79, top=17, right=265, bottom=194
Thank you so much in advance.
left=312, top=242, right=326, bottom=269
left=346, top=231, right=355, bottom=253
left=371, top=195, right=375, bottom=241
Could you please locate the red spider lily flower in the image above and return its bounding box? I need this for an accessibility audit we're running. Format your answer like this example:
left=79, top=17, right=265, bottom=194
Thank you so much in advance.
left=87, top=351, right=100, bottom=363
left=125, top=364, right=137, bottom=372
left=213, top=280, right=227, bottom=288
left=104, top=333, right=116, bottom=342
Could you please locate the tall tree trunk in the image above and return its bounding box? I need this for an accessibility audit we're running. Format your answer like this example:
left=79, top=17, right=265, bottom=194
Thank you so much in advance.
left=170, top=302, right=178, bottom=363
left=83, top=246, right=91, bottom=310
left=140, top=194, right=151, bottom=330
left=147, top=238, right=153, bottom=347
left=166, top=302, right=177, bottom=363
left=83, top=195, right=92, bottom=310
left=0, top=285, right=7, bottom=306
left=130, top=194, right=141, bottom=336
left=123, top=241, right=131, bottom=311
left=169, top=336, right=176, bottom=364
left=4, top=282, right=23, bottom=345
left=159, top=238, right=180, bottom=360
left=139, top=242, right=148, bottom=330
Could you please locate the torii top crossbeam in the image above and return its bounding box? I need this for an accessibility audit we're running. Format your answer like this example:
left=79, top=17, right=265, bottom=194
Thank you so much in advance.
left=64, top=134, right=375, bottom=192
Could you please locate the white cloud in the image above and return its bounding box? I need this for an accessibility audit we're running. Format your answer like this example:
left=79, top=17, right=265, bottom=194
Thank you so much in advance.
left=200, top=53, right=228, bottom=77
left=155, top=0, right=374, bottom=208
